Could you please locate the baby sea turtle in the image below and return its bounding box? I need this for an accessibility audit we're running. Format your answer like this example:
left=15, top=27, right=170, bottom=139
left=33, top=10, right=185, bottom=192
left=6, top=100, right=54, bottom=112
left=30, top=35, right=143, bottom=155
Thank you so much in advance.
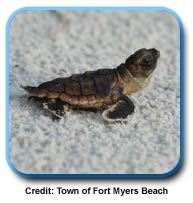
left=21, top=48, right=160, bottom=122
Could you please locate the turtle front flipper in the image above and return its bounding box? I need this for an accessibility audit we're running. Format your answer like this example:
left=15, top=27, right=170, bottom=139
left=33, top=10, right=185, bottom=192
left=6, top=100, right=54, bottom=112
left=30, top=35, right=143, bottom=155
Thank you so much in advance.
left=43, top=99, right=65, bottom=120
left=103, top=95, right=135, bottom=122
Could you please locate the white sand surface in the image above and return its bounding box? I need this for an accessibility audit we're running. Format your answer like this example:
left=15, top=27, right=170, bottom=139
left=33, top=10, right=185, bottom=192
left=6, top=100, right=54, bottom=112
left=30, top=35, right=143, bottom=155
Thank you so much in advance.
left=9, top=10, right=180, bottom=174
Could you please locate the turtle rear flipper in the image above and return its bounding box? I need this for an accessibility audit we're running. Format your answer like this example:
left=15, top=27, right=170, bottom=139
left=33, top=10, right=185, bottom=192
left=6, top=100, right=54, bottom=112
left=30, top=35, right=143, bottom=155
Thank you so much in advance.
left=103, top=95, right=135, bottom=122
left=43, top=99, right=65, bottom=120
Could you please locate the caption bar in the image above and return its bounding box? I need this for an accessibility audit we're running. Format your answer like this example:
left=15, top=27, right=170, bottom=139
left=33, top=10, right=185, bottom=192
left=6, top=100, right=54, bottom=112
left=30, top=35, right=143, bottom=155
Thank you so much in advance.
left=25, top=186, right=168, bottom=196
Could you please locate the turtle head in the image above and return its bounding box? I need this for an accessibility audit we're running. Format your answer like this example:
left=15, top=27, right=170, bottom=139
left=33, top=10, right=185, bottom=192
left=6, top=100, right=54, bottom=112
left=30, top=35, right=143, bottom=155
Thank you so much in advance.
left=125, top=48, right=160, bottom=78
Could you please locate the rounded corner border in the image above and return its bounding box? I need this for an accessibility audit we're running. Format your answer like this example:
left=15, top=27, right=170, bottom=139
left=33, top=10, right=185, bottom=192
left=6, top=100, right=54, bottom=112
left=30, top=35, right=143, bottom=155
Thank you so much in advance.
left=6, top=6, right=184, bottom=179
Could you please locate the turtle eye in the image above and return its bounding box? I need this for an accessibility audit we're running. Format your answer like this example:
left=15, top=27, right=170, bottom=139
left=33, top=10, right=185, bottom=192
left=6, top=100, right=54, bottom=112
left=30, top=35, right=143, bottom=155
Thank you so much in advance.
left=140, top=54, right=153, bottom=67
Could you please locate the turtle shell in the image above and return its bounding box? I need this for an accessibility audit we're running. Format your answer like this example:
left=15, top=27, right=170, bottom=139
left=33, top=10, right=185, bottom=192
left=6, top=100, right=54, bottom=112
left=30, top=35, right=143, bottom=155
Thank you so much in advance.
left=36, top=69, right=118, bottom=107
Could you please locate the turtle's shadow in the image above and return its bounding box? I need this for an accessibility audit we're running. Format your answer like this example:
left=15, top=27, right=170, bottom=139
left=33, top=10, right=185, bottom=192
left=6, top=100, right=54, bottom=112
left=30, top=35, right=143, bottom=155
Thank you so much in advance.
left=20, top=95, right=46, bottom=109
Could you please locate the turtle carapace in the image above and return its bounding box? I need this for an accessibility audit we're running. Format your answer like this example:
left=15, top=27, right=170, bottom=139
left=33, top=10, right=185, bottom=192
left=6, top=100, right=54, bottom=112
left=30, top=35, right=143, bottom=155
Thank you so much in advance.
left=21, top=48, right=160, bottom=122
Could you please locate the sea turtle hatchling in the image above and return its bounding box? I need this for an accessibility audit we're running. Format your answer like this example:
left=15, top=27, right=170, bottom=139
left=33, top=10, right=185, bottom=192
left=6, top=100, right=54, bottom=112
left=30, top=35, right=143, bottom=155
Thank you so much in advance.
left=21, top=48, right=160, bottom=122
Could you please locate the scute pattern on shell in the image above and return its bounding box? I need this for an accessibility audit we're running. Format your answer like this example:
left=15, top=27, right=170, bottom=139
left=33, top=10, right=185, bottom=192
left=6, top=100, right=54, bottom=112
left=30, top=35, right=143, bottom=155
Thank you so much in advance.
left=22, top=68, right=118, bottom=108
left=45, top=68, right=117, bottom=99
